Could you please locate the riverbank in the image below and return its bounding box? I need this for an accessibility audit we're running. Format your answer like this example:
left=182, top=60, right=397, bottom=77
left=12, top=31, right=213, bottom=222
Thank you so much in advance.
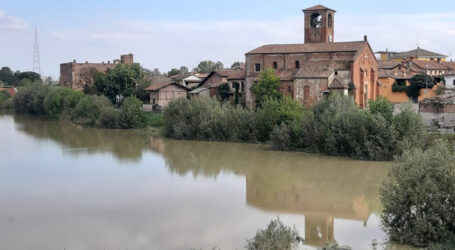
left=0, top=83, right=163, bottom=129
left=162, top=94, right=427, bottom=161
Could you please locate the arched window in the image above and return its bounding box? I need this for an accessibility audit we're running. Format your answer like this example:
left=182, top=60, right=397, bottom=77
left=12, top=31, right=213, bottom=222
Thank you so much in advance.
left=328, top=14, right=333, bottom=28
left=310, top=13, right=322, bottom=28
left=295, top=61, right=300, bottom=69
left=273, top=61, right=278, bottom=70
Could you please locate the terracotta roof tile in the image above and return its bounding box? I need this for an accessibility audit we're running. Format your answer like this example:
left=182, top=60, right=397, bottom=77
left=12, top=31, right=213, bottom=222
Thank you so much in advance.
left=246, top=41, right=366, bottom=55
left=442, top=62, right=455, bottom=71
left=412, top=60, right=451, bottom=70
left=145, top=81, right=189, bottom=91
left=294, top=60, right=352, bottom=78
left=391, top=47, right=447, bottom=59
left=215, top=68, right=245, bottom=80
left=303, top=5, right=336, bottom=12
left=378, top=60, right=400, bottom=69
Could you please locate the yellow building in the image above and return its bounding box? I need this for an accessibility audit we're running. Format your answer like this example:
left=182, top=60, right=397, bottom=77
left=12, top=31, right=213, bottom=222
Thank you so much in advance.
left=376, top=47, right=447, bottom=63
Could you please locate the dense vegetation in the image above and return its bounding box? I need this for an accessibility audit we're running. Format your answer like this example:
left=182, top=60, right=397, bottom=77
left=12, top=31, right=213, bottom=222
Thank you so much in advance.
left=380, top=140, right=455, bottom=247
left=246, top=218, right=302, bottom=250
left=0, top=66, right=42, bottom=87
left=163, top=93, right=423, bottom=161
left=9, top=83, right=161, bottom=129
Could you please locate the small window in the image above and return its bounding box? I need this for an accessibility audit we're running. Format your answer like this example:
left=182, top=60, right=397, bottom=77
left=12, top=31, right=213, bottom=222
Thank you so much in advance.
left=152, top=99, right=156, bottom=105
left=241, top=82, right=245, bottom=92
left=255, top=63, right=261, bottom=72
left=295, top=61, right=300, bottom=69
left=288, top=86, right=291, bottom=93
left=335, top=70, right=338, bottom=76
left=273, top=62, right=278, bottom=70
left=453, top=79, right=455, bottom=86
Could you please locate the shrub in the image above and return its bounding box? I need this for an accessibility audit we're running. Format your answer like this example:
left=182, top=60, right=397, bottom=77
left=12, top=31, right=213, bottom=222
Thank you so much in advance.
left=118, top=96, right=147, bottom=129
left=392, top=103, right=425, bottom=153
left=392, top=80, right=407, bottom=92
left=163, top=96, right=258, bottom=142
left=380, top=140, right=455, bottom=247
left=246, top=218, right=302, bottom=250
left=97, top=106, right=119, bottom=128
left=145, top=112, right=163, bottom=127
left=13, top=83, right=50, bottom=114
left=72, top=95, right=112, bottom=126
left=369, top=96, right=393, bottom=122
left=251, top=68, right=283, bottom=108
left=319, top=242, right=351, bottom=250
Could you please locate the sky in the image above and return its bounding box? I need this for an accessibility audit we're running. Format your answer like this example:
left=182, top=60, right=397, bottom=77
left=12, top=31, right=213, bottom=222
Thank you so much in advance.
left=1, top=0, right=455, bottom=79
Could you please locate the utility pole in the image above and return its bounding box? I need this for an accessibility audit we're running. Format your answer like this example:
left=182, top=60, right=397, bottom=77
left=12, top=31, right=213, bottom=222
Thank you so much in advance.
left=33, top=26, right=41, bottom=75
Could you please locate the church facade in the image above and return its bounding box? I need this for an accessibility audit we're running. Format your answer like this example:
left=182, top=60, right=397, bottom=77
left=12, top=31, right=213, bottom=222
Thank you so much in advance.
left=245, top=5, right=379, bottom=108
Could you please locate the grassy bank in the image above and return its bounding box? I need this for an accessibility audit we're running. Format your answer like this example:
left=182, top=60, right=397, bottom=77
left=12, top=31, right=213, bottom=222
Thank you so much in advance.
left=1, top=83, right=162, bottom=129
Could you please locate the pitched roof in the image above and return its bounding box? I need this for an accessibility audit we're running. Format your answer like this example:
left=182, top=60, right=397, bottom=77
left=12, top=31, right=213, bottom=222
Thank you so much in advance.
left=303, top=5, right=336, bottom=12
left=411, top=60, right=451, bottom=71
left=246, top=41, right=367, bottom=55
left=378, top=60, right=400, bottom=69
left=189, top=87, right=209, bottom=94
left=276, top=70, right=298, bottom=81
left=215, top=68, right=245, bottom=80
left=391, top=47, right=447, bottom=59
left=294, top=60, right=352, bottom=79
left=328, top=77, right=349, bottom=89
left=145, top=81, right=189, bottom=91
left=442, top=61, right=455, bottom=71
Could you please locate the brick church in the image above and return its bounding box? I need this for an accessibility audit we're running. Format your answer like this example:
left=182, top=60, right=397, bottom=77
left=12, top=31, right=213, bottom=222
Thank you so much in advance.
left=245, top=5, right=379, bottom=108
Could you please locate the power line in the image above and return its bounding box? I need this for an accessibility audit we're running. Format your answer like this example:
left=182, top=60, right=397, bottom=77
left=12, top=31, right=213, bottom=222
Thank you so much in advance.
left=33, top=26, right=41, bottom=75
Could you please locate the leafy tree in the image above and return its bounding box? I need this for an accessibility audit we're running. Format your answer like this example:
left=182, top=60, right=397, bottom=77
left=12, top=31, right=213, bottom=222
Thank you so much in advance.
left=179, top=66, right=189, bottom=74
left=151, top=68, right=161, bottom=77
left=193, top=60, right=224, bottom=73
left=101, top=63, right=144, bottom=103
left=380, top=140, right=455, bottom=247
left=368, top=96, right=393, bottom=122
left=246, top=217, right=302, bottom=250
left=406, top=74, right=435, bottom=102
left=231, top=61, right=242, bottom=69
left=118, top=96, right=147, bottom=128
left=0, top=80, right=4, bottom=87
left=135, top=79, right=153, bottom=103
left=0, top=67, right=14, bottom=85
left=250, top=68, right=283, bottom=108
left=167, top=68, right=181, bottom=77
left=217, top=83, right=230, bottom=101
left=13, top=71, right=41, bottom=86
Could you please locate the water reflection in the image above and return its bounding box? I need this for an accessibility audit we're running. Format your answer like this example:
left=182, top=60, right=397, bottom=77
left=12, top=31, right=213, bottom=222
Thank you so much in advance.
left=150, top=139, right=389, bottom=247
left=6, top=114, right=391, bottom=248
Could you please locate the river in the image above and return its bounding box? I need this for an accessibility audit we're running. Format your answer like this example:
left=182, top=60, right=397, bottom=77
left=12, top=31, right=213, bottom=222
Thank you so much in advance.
left=0, top=113, right=395, bottom=250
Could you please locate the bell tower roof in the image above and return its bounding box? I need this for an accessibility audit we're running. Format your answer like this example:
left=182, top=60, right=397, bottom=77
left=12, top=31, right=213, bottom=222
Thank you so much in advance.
left=303, top=5, right=336, bottom=12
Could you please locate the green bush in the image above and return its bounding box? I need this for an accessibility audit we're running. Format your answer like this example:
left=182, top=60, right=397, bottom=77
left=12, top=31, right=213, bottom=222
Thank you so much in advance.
left=392, top=103, right=425, bottom=153
left=380, top=140, right=455, bottom=247
left=368, top=96, right=393, bottom=122
left=145, top=112, right=163, bottom=127
left=246, top=218, right=302, bottom=250
left=72, top=95, right=112, bottom=126
left=392, top=81, right=407, bottom=92
left=318, top=242, right=351, bottom=250
left=163, top=96, right=258, bottom=142
left=97, top=106, right=120, bottom=128
left=13, top=83, right=50, bottom=114
left=118, top=96, right=147, bottom=129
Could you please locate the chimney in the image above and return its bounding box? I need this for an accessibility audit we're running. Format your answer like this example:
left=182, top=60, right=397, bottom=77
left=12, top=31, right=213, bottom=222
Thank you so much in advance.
left=85, top=61, right=88, bottom=64
left=364, top=35, right=368, bottom=42
left=73, top=60, right=76, bottom=63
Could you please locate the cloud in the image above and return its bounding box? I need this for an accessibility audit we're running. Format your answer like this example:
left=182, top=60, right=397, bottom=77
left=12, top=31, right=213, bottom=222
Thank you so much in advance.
left=0, top=10, right=27, bottom=31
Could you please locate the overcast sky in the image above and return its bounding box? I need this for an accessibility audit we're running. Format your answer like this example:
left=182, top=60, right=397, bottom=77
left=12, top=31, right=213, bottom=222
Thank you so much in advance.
left=1, top=0, right=455, bottom=79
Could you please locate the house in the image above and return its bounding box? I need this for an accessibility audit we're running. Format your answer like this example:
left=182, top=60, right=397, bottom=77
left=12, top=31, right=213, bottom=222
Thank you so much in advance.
left=0, top=87, right=17, bottom=97
left=376, top=47, right=447, bottom=63
left=170, top=72, right=209, bottom=89
left=198, top=67, right=246, bottom=98
left=60, top=54, right=134, bottom=91
left=420, top=92, right=455, bottom=128
left=443, top=74, right=455, bottom=90
left=378, top=60, right=441, bottom=103
left=145, top=81, right=189, bottom=107
left=245, top=5, right=380, bottom=108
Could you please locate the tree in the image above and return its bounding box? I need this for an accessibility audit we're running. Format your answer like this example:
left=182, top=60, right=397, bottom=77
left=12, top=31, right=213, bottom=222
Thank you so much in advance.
left=179, top=66, right=189, bottom=74
left=406, top=74, right=435, bottom=102
left=167, top=68, right=181, bottom=77
left=102, top=63, right=144, bottom=103
left=250, top=68, right=283, bottom=108
left=380, top=140, right=455, bottom=247
left=217, top=83, right=230, bottom=101
left=13, top=71, right=41, bottom=86
left=231, top=61, right=242, bottom=69
left=0, top=67, right=14, bottom=85
left=193, top=60, right=224, bottom=73
left=233, top=82, right=240, bottom=105
left=368, top=96, right=393, bottom=122
left=246, top=218, right=302, bottom=250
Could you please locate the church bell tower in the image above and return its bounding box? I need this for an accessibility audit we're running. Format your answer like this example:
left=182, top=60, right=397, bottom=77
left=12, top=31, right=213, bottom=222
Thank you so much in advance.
left=303, top=5, right=335, bottom=44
